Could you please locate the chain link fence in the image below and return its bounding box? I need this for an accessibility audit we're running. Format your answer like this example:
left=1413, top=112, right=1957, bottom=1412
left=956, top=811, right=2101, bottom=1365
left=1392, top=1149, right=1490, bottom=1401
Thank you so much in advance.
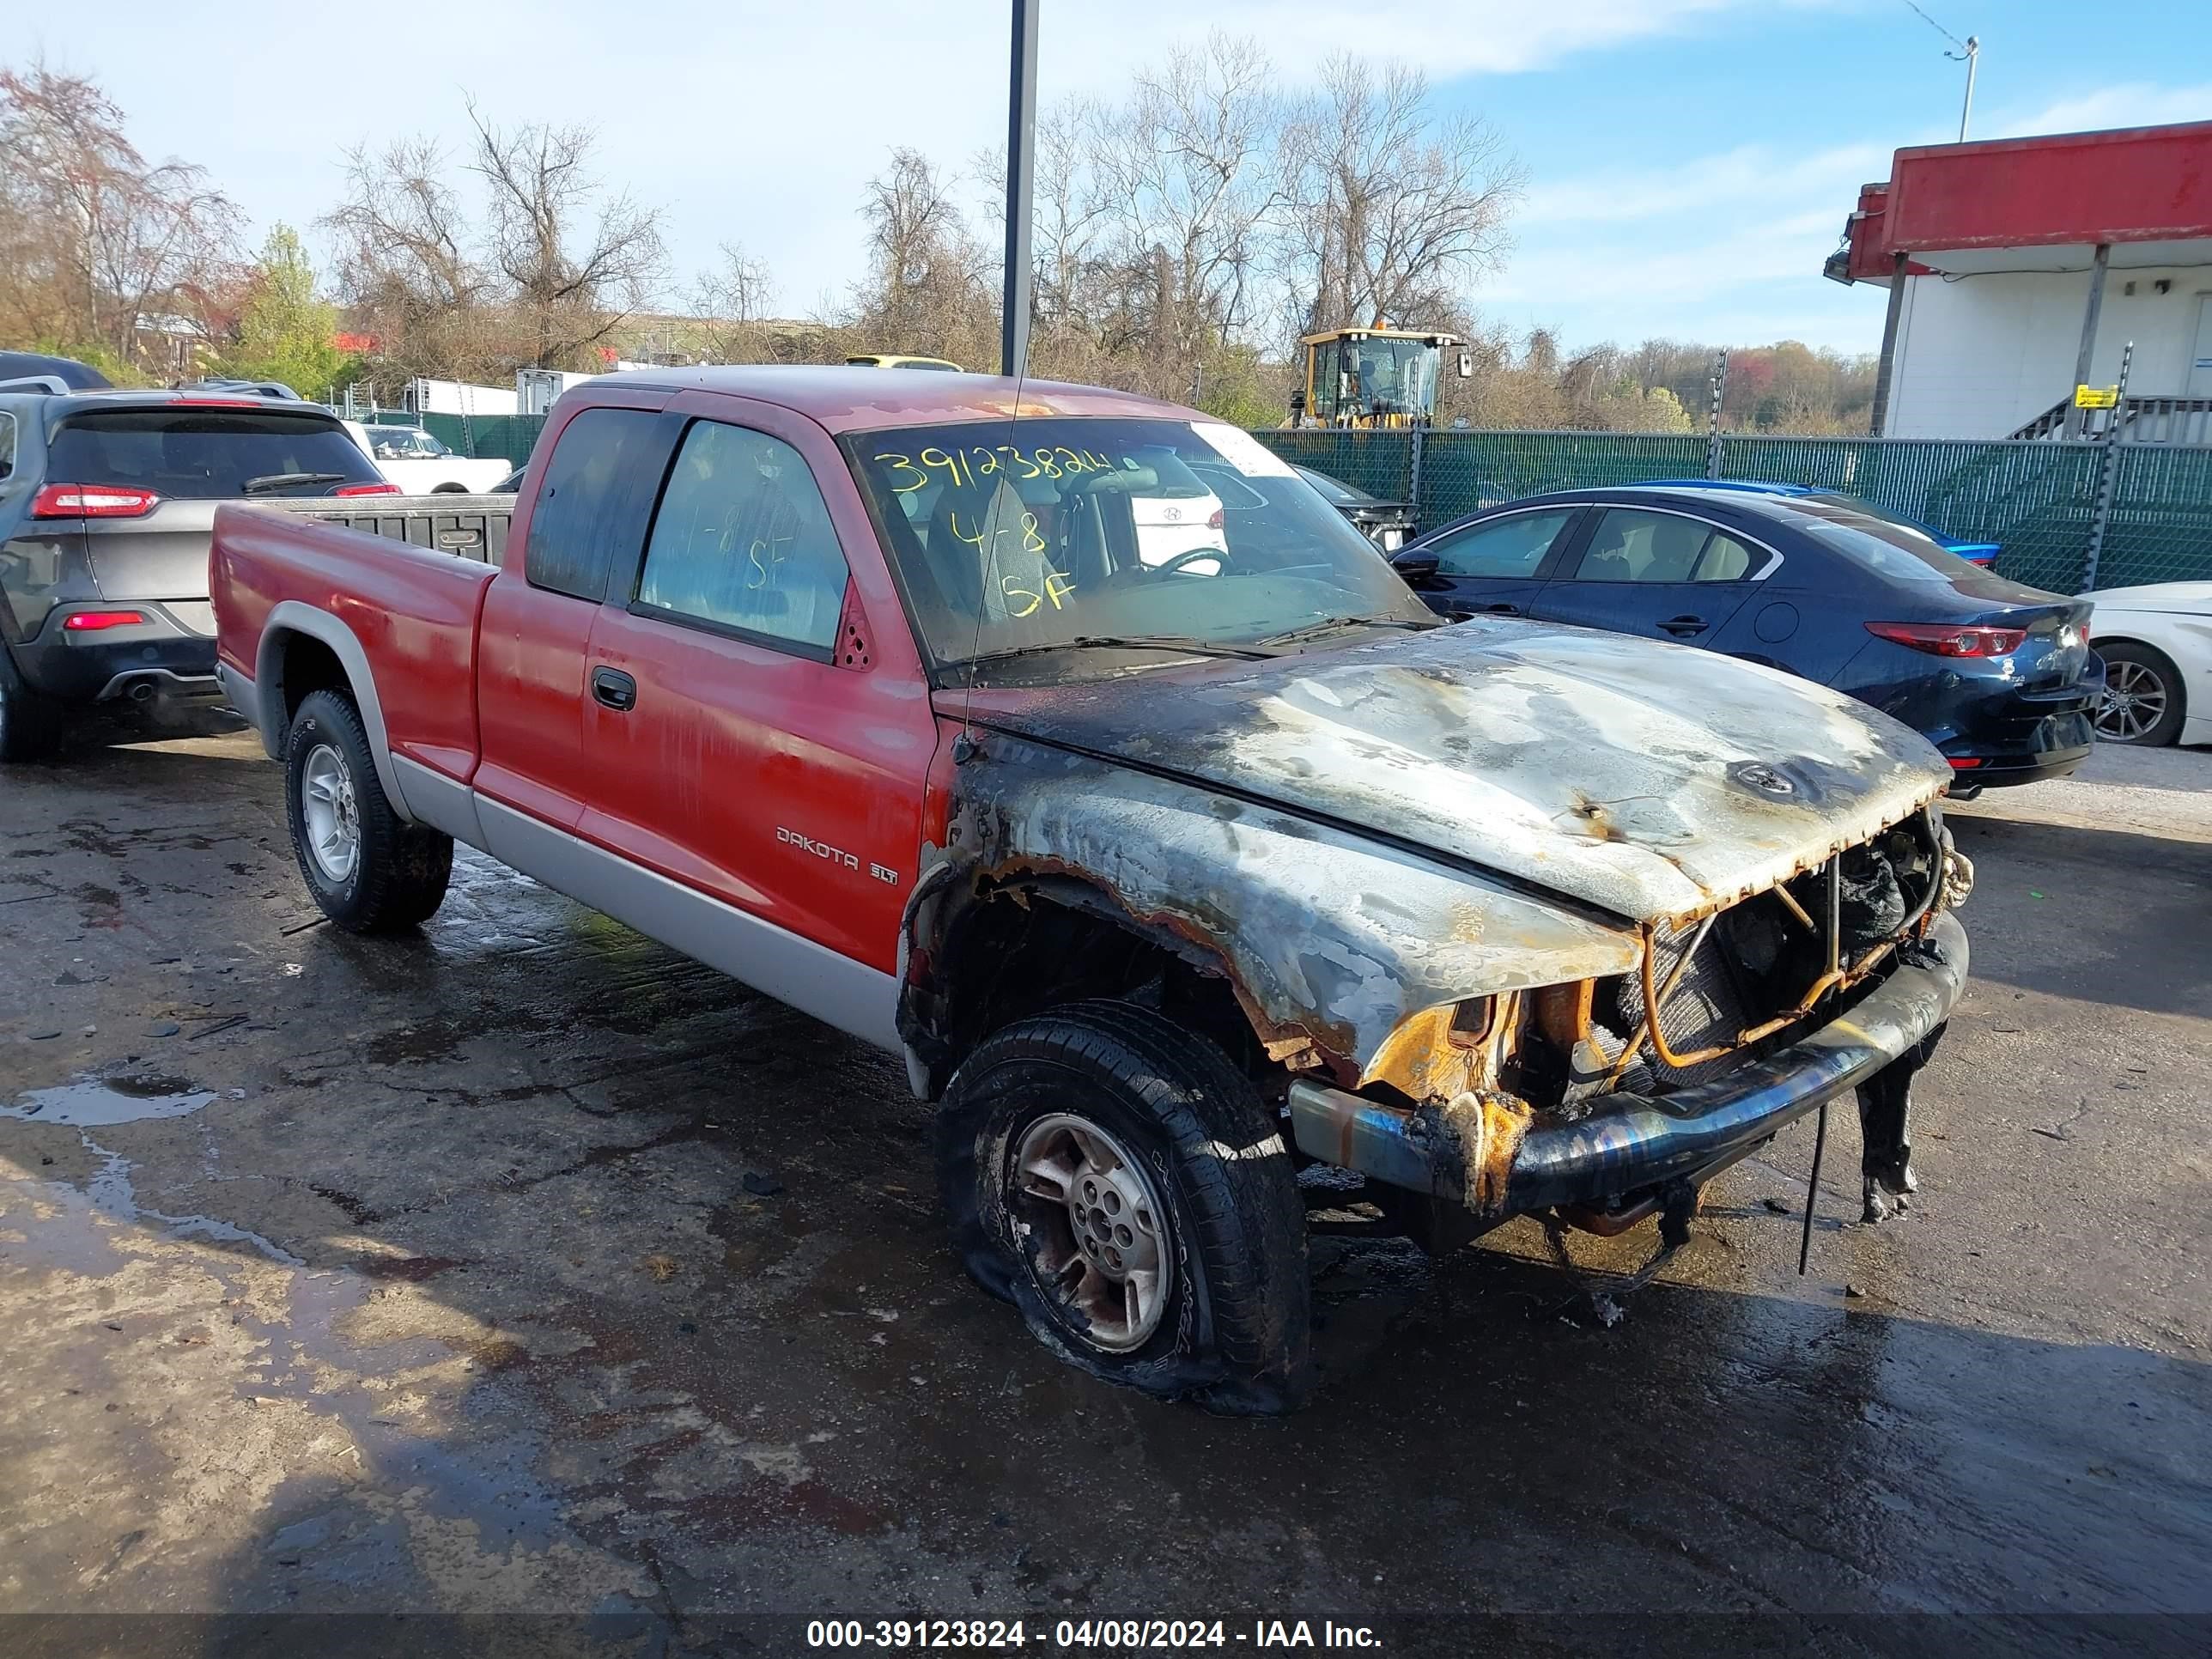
left=1255, top=429, right=1418, bottom=501
left=1255, top=428, right=2212, bottom=592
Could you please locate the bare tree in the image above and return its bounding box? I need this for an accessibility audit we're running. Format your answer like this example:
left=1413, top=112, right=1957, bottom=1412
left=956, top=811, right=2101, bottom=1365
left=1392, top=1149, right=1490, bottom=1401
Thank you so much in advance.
left=0, top=64, right=240, bottom=374
left=324, top=105, right=668, bottom=384
left=467, top=103, right=665, bottom=368
left=323, top=136, right=498, bottom=384
left=846, top=148, right=996, bottom=366
left=686, top=242, right=779, bottom=362
left=1091, top=33, right=1287, bottom=395
left=1282, top=57, right=1525, bottom=337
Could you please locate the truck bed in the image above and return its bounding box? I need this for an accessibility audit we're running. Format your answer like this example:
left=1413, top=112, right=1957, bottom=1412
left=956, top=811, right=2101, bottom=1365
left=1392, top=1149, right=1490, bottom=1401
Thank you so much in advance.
left=210, top=497, right=506, bottom=784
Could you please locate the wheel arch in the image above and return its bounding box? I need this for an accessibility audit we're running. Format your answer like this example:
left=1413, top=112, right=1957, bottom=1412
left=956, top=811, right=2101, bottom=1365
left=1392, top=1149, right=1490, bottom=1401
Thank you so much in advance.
left=897, top=866, right=1270, bottom=1103
left=255, top=602, right=415, bottom=820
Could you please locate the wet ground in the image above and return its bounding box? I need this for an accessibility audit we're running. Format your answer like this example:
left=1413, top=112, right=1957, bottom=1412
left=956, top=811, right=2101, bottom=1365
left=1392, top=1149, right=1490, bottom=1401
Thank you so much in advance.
left=2, top=714, right=2207, bottom=1656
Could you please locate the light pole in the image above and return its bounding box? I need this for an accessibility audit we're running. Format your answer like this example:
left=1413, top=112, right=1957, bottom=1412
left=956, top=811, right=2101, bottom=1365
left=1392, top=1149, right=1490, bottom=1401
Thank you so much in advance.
left=1901, top=4, right=1980, bottom=143
left=1001, top=0, right=1039, bottom=380
left=1952, top=33, right=1979, bottom=141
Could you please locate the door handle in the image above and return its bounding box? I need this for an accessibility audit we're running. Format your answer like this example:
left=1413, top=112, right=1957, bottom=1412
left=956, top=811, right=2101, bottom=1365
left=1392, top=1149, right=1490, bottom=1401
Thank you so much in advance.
left=1480, top=601, right=1522, bottom=616
left=591, top=666, right=637, bottom=711
left=1659, top=615, right=1709, bottom=638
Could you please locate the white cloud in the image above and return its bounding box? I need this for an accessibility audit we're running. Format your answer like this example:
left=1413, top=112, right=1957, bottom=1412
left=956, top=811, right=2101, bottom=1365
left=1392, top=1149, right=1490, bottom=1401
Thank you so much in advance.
left=28, top=0, right=1802, bottom=319
left=1489, top=208, right=1845, bottom=309
left=1480, top=130, right=1886, bottom=349
left=1985, top=82, right=2212, bottom=141
left=1517, top=143, right=1887, bottom=227
left=1128, top=0, right=1759, bottom=81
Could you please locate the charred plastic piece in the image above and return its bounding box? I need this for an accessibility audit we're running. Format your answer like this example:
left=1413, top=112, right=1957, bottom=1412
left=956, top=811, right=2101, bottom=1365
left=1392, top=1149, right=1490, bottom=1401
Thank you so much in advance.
left=1856, top=1021, right=1946, bottom=1222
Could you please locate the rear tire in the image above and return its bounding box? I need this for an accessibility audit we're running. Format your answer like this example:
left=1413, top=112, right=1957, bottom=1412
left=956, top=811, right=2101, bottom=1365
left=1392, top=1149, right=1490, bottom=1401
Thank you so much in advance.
left=283, top=689, right=453, bottom=933
left=937, top=998, right=1312, bottom=1413
left=2094, top=642, right=2185, bottom=746
left=0, top=645, right=64, bottom=763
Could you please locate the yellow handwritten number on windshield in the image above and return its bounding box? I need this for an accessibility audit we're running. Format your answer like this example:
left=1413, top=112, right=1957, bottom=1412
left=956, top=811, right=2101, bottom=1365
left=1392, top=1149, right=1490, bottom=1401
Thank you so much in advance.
left=874, top=453, right=928, bottom=492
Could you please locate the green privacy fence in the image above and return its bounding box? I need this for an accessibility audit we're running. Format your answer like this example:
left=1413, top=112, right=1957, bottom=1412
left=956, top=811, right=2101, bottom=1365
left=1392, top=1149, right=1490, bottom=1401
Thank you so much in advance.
left=1255, top=428, right=2212, bottom=592
left=418, top=411, right=548, bottom=466
left=2104, top=445, right=2212, bottom=592
left=407, top=408, right=2209, bottom=593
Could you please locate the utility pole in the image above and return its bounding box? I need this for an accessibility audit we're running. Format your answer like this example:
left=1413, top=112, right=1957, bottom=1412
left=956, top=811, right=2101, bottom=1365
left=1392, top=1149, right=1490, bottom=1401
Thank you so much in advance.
left=1000, top=0, right=1039, bottom=380
left=1953, top=34, right=1980, bottom=140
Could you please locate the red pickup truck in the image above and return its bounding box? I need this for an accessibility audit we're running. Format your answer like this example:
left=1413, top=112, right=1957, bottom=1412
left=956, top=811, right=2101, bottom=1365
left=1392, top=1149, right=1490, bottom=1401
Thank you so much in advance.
left=213, top=368, right=1972, bottom=1411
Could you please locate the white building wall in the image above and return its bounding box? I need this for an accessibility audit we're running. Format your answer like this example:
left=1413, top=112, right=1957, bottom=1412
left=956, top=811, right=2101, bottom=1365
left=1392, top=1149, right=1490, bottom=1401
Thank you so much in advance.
left=1883, top=264, right=2212, bottom=438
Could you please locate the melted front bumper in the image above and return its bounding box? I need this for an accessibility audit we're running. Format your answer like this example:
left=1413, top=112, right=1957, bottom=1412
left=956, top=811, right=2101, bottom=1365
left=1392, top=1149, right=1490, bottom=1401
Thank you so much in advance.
left=1288, top=911, right=1968, bottom=1218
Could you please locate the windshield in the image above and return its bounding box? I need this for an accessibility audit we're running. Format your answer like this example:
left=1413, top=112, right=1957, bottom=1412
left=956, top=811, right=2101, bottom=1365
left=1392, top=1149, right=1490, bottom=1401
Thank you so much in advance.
left=1313, top=337, right=1436, bottom=423
left=845, top=416, right=1431, bottom=678
left=51, top=410, right=386, bottom=498
left=1771, top=498, right=1985, bottom=583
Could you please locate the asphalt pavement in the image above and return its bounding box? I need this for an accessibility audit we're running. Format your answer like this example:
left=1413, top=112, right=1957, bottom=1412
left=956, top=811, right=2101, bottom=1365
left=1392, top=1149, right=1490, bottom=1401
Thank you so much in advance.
left=2, top=714, right=2206, bottom=1656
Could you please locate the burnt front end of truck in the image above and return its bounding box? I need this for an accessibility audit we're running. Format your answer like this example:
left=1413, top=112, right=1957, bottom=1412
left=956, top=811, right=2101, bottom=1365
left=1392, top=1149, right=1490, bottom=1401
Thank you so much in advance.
left=1287, top=809, right=1971, bottom=1236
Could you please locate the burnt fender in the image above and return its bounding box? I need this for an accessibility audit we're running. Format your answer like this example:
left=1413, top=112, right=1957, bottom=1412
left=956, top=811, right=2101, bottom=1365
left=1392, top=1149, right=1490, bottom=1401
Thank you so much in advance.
left=905, top=730, right=1641, bottom=1094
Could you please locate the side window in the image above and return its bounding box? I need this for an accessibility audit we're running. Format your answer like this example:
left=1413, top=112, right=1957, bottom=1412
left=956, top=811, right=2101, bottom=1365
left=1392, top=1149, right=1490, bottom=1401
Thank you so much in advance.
left=1571, top=509, right=1711, bottom=583
left=0, top=411, right=15, bottom=479
left=1698, top=531, right=1758, bottom=582
left=634, top=420, right=849, bottom=656
left=525, top=407, right=667, bottom=601
left=1429, top=508, right=1576, bottom=579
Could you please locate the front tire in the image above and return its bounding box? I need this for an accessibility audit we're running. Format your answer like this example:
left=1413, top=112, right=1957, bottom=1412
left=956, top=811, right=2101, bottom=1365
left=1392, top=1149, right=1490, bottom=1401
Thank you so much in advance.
left=2094, top=642, right=2185, bottom=745
left=937, top=999, right=1311, bottom=1413
left=0, top=645, right=64, bottom=763
left=283, top=689, right=453, bottom=933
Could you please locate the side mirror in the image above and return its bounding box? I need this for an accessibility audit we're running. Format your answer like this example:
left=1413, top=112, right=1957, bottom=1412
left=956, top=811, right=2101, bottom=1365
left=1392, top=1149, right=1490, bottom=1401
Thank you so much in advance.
left=1390, top=550, right=1440, bottom=583
left=1455, top=349, right=1474, bottom=380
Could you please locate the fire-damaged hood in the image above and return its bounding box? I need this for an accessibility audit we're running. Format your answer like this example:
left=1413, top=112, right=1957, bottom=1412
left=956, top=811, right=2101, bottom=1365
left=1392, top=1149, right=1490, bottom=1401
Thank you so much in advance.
left=956, top=620, right=1951, bottom=924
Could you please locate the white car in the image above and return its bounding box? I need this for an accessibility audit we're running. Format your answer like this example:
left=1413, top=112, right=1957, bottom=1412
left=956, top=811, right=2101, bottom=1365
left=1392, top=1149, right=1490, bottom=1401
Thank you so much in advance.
left=1124, top=444, right=1227, bottom=571
left=2078, top=581, right=2212, bottom=746
left=341, top=421, right=513, bottom=495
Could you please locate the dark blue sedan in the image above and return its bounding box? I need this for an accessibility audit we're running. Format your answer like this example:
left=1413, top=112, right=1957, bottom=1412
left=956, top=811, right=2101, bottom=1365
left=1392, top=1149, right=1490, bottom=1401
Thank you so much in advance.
left=1391, top=485, right=2099, bottom=794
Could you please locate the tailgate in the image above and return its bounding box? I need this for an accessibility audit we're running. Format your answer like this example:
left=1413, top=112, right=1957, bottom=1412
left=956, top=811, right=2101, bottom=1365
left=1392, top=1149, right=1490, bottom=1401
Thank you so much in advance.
left=276, top=495, right=515, bottom=566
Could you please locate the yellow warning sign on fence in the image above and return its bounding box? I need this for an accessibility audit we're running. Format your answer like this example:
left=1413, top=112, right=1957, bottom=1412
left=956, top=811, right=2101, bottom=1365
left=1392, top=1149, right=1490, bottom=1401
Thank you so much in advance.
left=2074, top=385, right=2119, bottom=409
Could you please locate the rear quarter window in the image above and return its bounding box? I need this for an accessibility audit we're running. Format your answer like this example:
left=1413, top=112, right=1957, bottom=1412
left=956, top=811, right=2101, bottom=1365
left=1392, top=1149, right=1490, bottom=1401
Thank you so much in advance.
left=523, top=407, right=678, bottom=602
left=48, top=409, right=384, bottom=498
left=1776, top=501, right=1982, bottom=583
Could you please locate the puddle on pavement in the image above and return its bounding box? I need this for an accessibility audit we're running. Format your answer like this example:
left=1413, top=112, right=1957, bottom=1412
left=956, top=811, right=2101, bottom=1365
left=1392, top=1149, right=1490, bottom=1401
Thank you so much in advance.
left=3, top=1074, right=219, bottom=1127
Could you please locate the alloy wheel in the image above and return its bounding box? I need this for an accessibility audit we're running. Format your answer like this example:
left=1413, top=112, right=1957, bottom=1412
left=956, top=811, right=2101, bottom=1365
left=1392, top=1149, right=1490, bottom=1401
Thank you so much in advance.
left=1007, top=1112, right=1174, bottom=1351
left=2095, top=659, right=2168, bottom=742
left=301, top=743, right=362, bottom=882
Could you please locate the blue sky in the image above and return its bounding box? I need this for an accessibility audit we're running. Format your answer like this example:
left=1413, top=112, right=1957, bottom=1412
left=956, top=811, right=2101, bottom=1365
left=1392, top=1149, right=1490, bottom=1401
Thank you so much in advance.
left=21, top=0, right=2212, bottom=356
